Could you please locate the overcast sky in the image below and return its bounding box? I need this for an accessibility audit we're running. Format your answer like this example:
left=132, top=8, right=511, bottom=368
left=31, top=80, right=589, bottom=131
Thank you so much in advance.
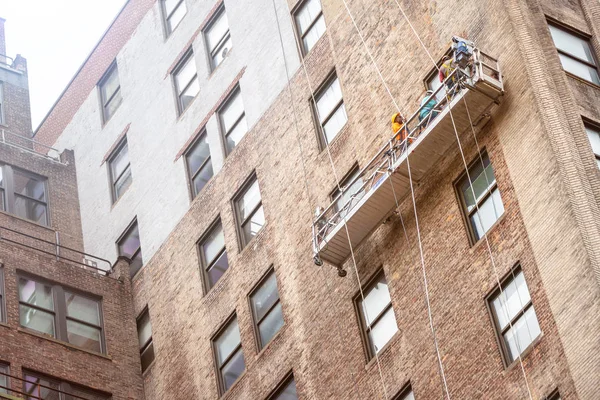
left=1, top=0, right=127, bottom=130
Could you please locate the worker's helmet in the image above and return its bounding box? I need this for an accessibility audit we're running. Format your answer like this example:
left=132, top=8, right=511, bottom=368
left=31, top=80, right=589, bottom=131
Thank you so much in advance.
left=426, top=89, right=434, bottom=95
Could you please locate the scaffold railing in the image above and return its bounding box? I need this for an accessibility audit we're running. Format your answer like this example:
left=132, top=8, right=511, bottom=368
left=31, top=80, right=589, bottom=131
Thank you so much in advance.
left=0, top=129, right=63, bottom=163
left=312, top=39, right=504, bottom=267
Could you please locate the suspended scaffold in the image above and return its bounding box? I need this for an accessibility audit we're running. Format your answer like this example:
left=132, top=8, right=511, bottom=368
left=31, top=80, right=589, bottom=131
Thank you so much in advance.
left=312, top=38, right=504, bottom=267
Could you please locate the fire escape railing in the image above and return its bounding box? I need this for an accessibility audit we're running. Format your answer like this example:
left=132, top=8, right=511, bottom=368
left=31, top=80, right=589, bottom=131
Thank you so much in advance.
left=0, top=129, right=63, bottom=164
left=0, top=371, right=96, bottom=400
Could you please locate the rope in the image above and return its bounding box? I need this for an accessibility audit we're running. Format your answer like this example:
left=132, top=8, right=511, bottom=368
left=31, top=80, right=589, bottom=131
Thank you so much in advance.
left=269, top=0, right=362, bottom=398
left=335, top=0, right=452, bottom=397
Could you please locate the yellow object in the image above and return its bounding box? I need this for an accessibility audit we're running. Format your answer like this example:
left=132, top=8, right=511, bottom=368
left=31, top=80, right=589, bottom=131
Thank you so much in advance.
left=391, top=112, right=407, bottom=141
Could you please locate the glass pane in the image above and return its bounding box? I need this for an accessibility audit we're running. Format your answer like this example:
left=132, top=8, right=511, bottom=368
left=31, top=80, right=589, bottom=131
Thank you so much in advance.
left=165, top=0, right=182, bottom=15
left=19, top=278, right=54, bottom=309
left=19, top=305, right=55, bottom=336
left=114, top=167, right=132, bottom=199
left=296, top=0, right=322, bottom=34
left=165, top=0, right=186, bottom=33
left=192, top=160, right=213, bottom=196
left=334, top=168, right=364, bottom=218
left=492, top=271, right=531, bottom=330
left=242, top=205, right=265, bottom=242
left=207, top=251, right=229, bottom=288
left=361, top=274, right=391, bottom=326
left=100, top=66, right=120, bottom=103
left=212, top=35, right=233, bottom=69
left=221, top=348, right=245, bottom=391
left=316, top=78, right=343, bottom=122
left=461, top=156, right=495, bottom=211
left=175, top=55, right=197, bottom=96
left=549, top=25, right=596, bottom=64
left=238, top=180, right=261, bottom=220
left=470, top=188, right=504, bottom=240
left=137, top=311, right=152, bottom=348
left=368, top=307, right=398, bottom=355
left=226, top=115, right=248, bottom=152
left=216, top=318, right=241, bottom=365
left=302, top=15, right=326, bottom=53
left=400, top=390, right=415, bottom=400
left=118, top=223, right=140, bottom=259
left=67, top=320, right=102, bottom=353
left=323, top=103, right=347, bottom=143
left=65, top=292, right=100, bottom=325
left=206, top=10, right=229, bottom=52
left=203, top=223, right=225, bottom=266
left=110, top=142, right=129, bottom=180
left=186, top=135, right=210, bottom=177
left=130, top=251, right=144, bottom=278
left=558, top=53, right=600, bottom=85
left=428, top=73, right=446, bottom=103
left=180, top=78, right=199, bottom=111
left=23, top=374, right=60, bottom=400
left=141, top=341, right=155, bottom=372
left=14, top=196, right=48, bottom=225
left=13, top=170, right=46, bottom=201
left=274, top=378, right=298, bottom=400
left=220, top=91, right=245, bottom=132
left=251, top=273, right=279, bottom=321
left=504, top=306, right=541, bottom=362
left=258, top=302, right=284, bottom=347
left=585, top=126, right=600, bottom=156
left=0, top=365, right=8, bottom=394
left=104, top=91, right=122, bottom=121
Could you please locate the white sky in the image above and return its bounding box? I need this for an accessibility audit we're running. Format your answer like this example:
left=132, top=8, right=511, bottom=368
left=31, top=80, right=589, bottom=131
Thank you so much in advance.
left=0, top=0, right=128, bottom=130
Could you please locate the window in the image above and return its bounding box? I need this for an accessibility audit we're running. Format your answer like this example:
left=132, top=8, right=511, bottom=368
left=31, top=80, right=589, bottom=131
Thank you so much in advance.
left=393, top=385, right=415, bottom=400
left=314, top=74, right=347, bottom=146
left=18, top=275, right=105, bottom=354
left=234, top=175, right=265, bottom=248
left=250, top=270, right=284, bottom=349
left=544, top=390, right=561, bottom=400
left=488, top=267, right=541, bottom=365
left=213, top=315, right=245, bottom=395
left=219, top=88, right=248, bottom=154
left=548, top=23, right=600, bottom=85
left=117, top=219, right=143, bottom=278
left=198, top=219, right=229, bottom=291
left=331, top=165, right=364, bottom=218
left=0, top=267, right=4, bottom=323
left=355, top=271, right=398, bottom=360
left=204, top=5, right=232, bottom=70
left=268, top=374, right=298, bottom=400
left=0, top=82, right=4, bottom=125
left=185, top=131, right=213, bottom=198
left=23, top=371, right=110, bottom=400
left=108, top=138, right=132, bottom=203
left=0, top=364, right=9, bottom=395
left=173, top=50, right=200, bottom=114
left=161, top=0, right=186, bottom=35
left=584, top=122, right=600, bottom=168
left=137, top=308, right=155, bottom=373
left=98, top=62, right=122, bottom=123
left=0, top=164, right=49, bottom=225
left=455, top=152, right=504, bottom=244
left=293, top=0, right=326, bottom=55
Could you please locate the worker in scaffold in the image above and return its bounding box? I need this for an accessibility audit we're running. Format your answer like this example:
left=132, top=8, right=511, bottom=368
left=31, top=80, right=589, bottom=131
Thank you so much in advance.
left=419, top=89, right=439, bottom=128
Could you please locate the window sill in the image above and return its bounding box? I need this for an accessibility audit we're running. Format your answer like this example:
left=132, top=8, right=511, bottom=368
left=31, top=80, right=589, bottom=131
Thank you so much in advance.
left=469, top=212, right=508, bottom=252
left=364, top=330, right=400, bottom=371
left=0, top=209, right=52, bottom=231
left=505, top=332, right=544, bottom=372
left=17, top=327, right=113, bottom=361
left=564, top=71, right=600, bottom=91
left=0, top=322, right=10, bottom=330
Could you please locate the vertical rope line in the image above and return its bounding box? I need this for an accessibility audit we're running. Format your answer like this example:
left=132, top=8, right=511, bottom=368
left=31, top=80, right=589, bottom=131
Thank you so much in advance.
left=268, top=0, right=362, bottom=397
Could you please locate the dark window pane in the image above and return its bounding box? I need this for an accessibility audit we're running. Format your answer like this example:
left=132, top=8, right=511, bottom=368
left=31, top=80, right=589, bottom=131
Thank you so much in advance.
left=207, top=251, right=229, bottom=288
left=19, top=305, right=55, bottom=336
left=67, top=320, right=102, bottom=353
left=65, top=292, right=100, bottom=326
left=130, top=251, right=144, bottom=278
left=222, top=349, right=245, bottom=391
left=258, top=302, right=284, bottom=346
left=140, top=341, right=155, bottom=372
left=251, top=273, right=279, bottom=321
left=0, top=365, right=9, bottom=395
left=137, top=311, right=152, bottom=348
left=118, top=223, right=141, bottom=259
left=23, top=374, right=60, bottom=400
left=186, top=135, right=211, bottom=178
left=273, top=378, right=298, bottom=400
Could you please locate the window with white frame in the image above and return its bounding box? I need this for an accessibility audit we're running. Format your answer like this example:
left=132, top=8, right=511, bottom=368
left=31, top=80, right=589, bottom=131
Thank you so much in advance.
left=161, top=0, right=186, bottom=35
left=355, top=270, right=398, bottom=360
left=314, top=74, right=347, bottom=146
left=98, top=62, right=122, bottom=123
left=219, top=88, right=248, bottom=154
left=488, top=267, right=541, bottom=365
left=108, top=138, right=132, bottom=203
left=173, top=50, right=200, bottom=114
left=584, top=122, right=600, bottom=168
left=294, top=0, right=326, bottom=55
left=548, top=23, right=600, bottom=85
left=185, top=131, right=213, bottom=198
left=204, top=5, right=232, bottom=70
